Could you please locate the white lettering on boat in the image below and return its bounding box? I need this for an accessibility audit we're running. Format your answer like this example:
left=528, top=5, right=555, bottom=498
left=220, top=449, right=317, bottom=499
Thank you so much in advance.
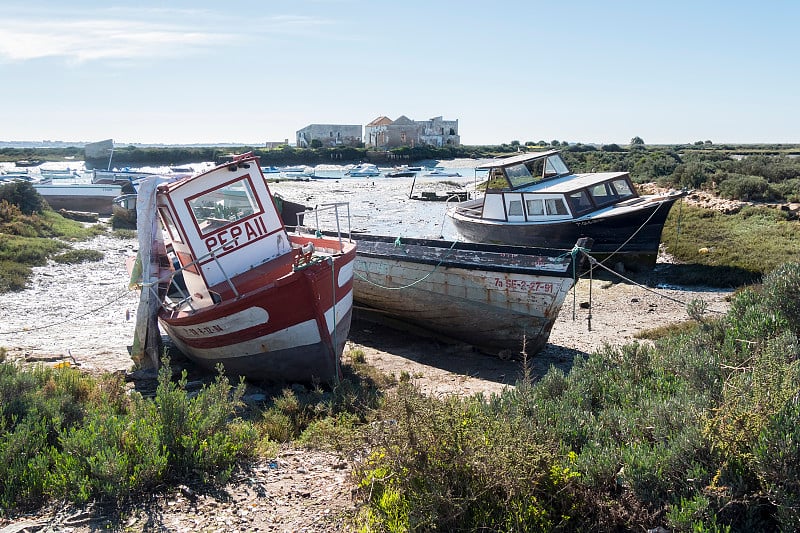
left=492, top=277, right=555, bottom=294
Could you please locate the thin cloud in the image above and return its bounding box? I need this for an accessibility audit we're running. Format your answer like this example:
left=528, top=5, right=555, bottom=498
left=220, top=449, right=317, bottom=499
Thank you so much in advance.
left=0, top=8, right=335, bottom=64
left=0, top=18, right=235, bottom=63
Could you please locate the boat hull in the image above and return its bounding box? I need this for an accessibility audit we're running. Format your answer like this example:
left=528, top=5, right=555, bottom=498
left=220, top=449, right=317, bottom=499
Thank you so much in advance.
left=449, top=196, right=680, bottom=268
left=350, top=235, right=587, bottom=355
left=159, top=252, right=355, bottom=383
left=34, top=184, right=123, bottom=215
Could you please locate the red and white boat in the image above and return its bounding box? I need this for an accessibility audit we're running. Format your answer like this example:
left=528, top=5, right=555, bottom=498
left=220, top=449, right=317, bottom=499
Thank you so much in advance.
left=130, top=153, right=356, bottom=383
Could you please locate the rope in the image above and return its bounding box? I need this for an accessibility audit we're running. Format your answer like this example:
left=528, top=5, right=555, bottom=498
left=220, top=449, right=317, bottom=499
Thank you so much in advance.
left=0, top=287, right=133, bottom=335
left=592, top=199, right=664, bottom=268
left=353, top=239, right=460, bottom=291
left=579, top=250, right=726, bottom=314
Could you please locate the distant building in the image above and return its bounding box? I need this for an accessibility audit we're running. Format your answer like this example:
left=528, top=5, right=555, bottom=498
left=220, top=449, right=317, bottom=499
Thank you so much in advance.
left=296, top=125, right=362, bottom=148
left=365, top=115, right=459, bottom=149
left=265, top=139, right=290, bottom=149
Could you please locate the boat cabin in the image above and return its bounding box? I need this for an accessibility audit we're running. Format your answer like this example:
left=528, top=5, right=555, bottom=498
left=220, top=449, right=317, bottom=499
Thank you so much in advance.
left=156, top=157, right=292, bottom=309
left=472, top=150, right=639, bottom=222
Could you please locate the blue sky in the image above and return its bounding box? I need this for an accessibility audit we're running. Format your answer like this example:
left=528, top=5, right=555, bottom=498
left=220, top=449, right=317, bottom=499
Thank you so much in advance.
left=1, top=1, right=798, bottom=146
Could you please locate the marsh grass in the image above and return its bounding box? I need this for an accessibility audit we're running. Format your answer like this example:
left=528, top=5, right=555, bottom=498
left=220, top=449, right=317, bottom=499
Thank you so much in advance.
left=0, top=187, right=107, bottom=293
left=660, top=204, right=800, bottom=286
left=111, top=228, right=137, bottom=239
left=52, top=249, right=104, bottom=264
left=634, top=319, right=700, bottom=340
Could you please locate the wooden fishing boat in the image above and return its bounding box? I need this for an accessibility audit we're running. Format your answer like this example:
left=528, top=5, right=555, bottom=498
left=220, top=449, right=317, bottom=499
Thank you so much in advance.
left=340, top=231, right=591, bottom=356
left=130, top=153, right=357, bottom=383
left=447, top=150, right=685, bottom=269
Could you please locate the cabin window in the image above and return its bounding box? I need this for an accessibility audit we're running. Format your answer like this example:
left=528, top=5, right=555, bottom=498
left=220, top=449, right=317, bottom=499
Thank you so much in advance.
left=567, top=190, right=593, bottom=215
left=524, top=158, right=542, bottom=179
left=545, top=198, right=568, bottom=216
left=545, top=155, right=570, bottom=178
left=506, top=164, right=533, bottom=188
left=187, top=177, right=261, bottom=236
left=507, top=200, right=523, bottom=216
left=526, top=198, right=544, bottom=216
left=485, top=169, right=510, bottom=190
left=588, top=182, right=620, bottom=206
left=159, top=207, right=183, bottom=243
left=611, top=178, right=635, bottom=198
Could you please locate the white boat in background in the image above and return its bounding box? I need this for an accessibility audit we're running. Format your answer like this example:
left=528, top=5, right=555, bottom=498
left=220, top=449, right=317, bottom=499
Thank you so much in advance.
left=38, top=165, right=81, bottom=180
left=91, top=169, right=155, bottom=192
left=280, top=165, right=315, bottom=178
left=280, top=165, right=312, bottom=173
left=345, top=163, right=381, bottom=177
left=424, top=167, right=462, bottom=177
left=33, top=180, right=123, bottom=214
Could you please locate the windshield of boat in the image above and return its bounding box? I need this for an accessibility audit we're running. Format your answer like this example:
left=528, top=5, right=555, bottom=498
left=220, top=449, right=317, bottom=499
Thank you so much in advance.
left=489, top=153, right=572, bottom=190
left=187, top=177, right=260, bottom=235
left=545, top=154, right=570, bottom=177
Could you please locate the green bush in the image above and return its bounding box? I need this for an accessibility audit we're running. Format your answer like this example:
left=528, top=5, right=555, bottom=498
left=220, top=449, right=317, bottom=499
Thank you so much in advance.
left=51, top=249, right=104, bottom=264
left=0, top=360, right=256, bottom=513
left=718, top=174, right=772, bottom=201
left=0, top=182, right=46, bottom=215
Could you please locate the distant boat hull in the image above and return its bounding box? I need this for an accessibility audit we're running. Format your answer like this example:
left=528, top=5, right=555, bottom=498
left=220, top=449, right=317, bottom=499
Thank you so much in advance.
left=386, top=171, right=416, bottom=178
left=34, top=183, right=123, bottom=214
left=349, top=234, right=590, bottom=355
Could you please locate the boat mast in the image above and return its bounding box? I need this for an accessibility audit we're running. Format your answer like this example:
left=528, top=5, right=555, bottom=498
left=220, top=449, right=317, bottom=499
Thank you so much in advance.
left=106, top=144, right=115, bottom=171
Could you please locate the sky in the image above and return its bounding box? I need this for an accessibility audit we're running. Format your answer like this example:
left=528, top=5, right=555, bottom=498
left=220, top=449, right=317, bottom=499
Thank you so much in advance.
left=1, top=1, right=798, bottom=146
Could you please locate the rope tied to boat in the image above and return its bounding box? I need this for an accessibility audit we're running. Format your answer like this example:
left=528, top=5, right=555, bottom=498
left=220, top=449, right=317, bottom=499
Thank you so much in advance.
left=353, top=238, right=460, bottom=290
left=0, top=287, right=133, bottom=335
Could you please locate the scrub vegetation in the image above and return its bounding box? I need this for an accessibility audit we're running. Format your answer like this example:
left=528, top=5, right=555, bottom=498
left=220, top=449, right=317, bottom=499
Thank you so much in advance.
left=0, top=181, right=105, bottom=293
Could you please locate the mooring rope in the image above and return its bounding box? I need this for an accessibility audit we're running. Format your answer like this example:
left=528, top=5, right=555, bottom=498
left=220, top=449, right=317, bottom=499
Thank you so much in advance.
left=578, top=249, right=727, bottom=315
left=353, top=237, right=460, bottom=290
left=590, top=200, right=665, bottom=269
left=0, top=287, right=133, bottom=335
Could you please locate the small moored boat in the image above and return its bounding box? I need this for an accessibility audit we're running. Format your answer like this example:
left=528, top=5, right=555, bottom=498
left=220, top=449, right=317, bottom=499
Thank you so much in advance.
left=447, top=150, right=686, bottom=269
left=424, top=168, right=462, bottom=177
left=345, top=163, right=381, bottom=177
left=33, top=181, right=123, bottom=215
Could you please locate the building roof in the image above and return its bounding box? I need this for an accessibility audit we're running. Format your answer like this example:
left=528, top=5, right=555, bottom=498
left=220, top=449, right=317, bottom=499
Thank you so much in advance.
left=366, top=116, right=393, bottom=126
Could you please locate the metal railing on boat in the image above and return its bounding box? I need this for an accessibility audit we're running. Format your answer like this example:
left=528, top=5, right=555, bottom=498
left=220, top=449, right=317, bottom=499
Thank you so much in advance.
left=292, top=202, right=353, bottom=251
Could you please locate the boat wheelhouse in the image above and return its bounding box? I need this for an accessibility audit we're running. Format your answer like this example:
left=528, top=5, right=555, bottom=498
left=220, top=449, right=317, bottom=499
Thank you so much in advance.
left=447, top=150, right=685, bottom=268
left=131, top=153, right=356, bottom=383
